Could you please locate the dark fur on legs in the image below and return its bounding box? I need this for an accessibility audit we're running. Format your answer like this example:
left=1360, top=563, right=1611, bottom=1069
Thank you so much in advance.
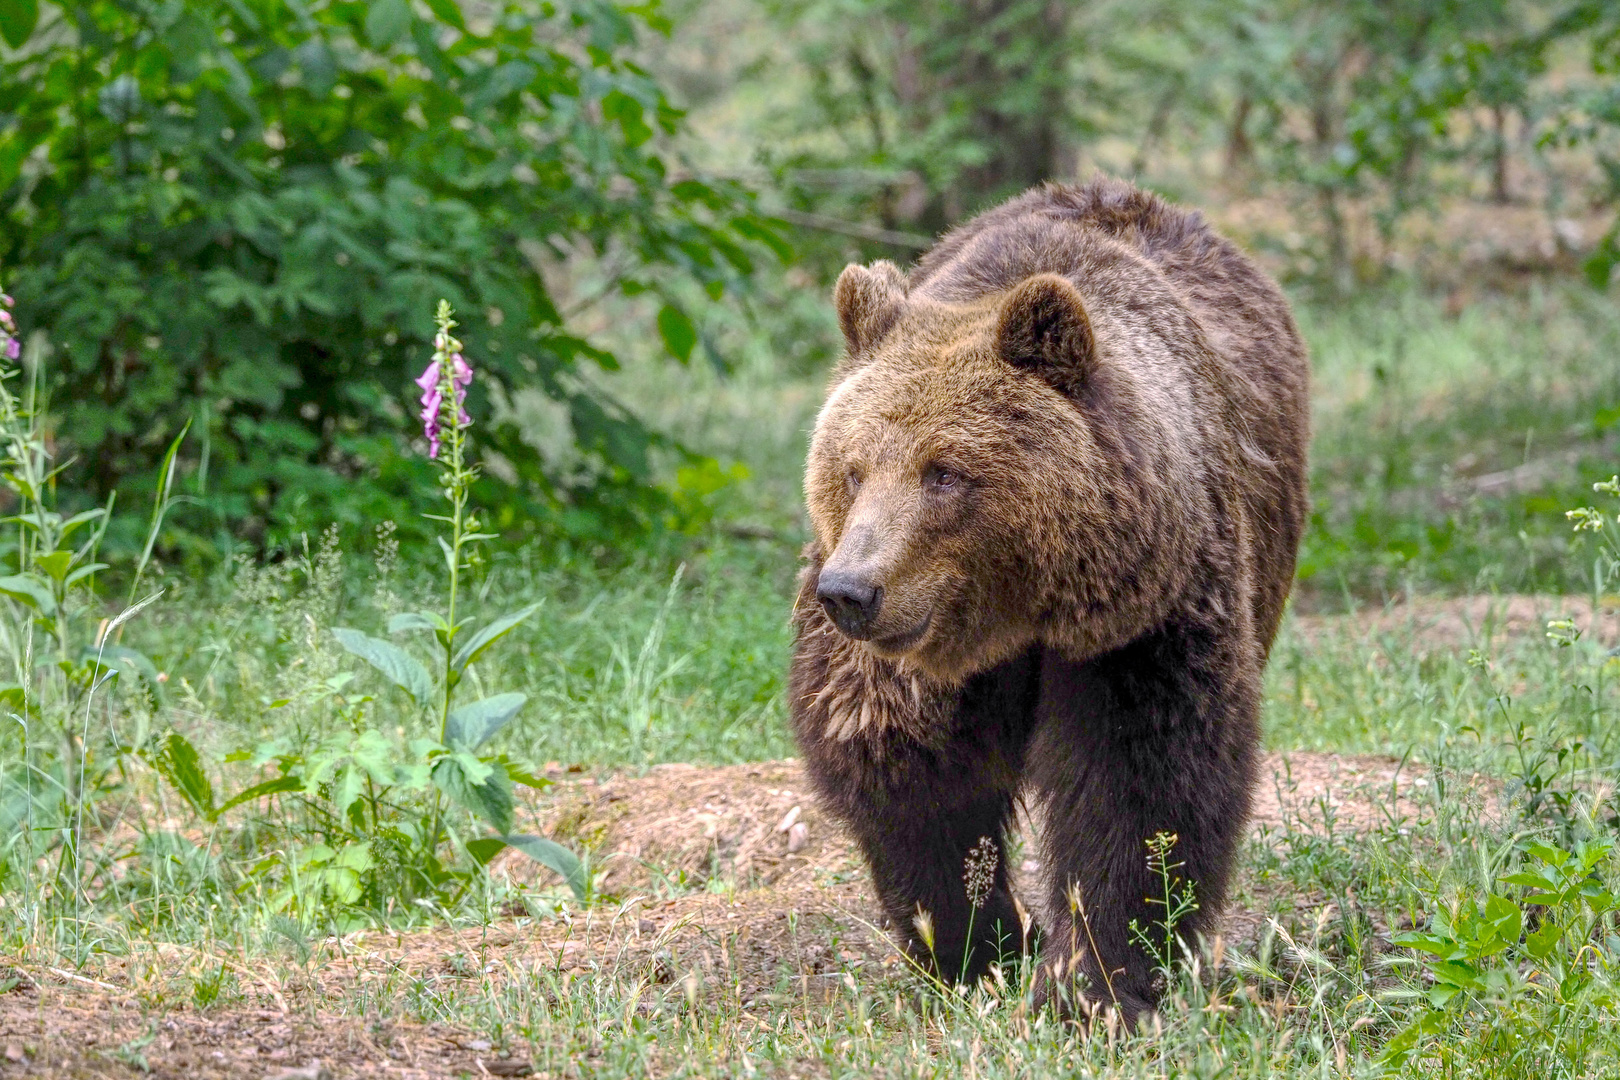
left=1025, top=612, right=1259, bottom=1022
left=791, top=614, right=1257, bottom=1019
left=790, top=646, right=1043, bottom=983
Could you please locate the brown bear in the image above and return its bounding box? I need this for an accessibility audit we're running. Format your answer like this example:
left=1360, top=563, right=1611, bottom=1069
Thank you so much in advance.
left=789, top=177, right=1309, bottom=1020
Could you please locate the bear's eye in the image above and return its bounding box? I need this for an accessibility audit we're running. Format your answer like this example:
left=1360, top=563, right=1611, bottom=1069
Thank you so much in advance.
left=927, top=467, right=959, bottom=490
left=846, top=469, right=863, bottom=492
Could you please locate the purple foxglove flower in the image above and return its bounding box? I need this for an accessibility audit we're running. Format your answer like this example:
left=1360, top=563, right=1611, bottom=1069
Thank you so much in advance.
left=4, top=337, right=17, bottom=361
left=415, top=361, right=441, bottom=393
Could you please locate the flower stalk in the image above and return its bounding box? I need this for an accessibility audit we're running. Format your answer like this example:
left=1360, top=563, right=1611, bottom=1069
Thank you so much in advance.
left=418, top=300, right=479, bottom=743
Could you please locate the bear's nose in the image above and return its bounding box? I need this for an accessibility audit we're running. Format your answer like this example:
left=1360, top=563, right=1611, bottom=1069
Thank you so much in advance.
left=816, top=570, right=883, bottom=639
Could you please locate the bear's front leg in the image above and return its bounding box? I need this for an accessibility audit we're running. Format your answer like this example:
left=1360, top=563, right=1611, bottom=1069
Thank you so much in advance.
left=1026, top=625, right=1260, bottom=1023
left=790, top=642, right=1041, bottom=985
left=841, top=764, right=1026, bottom=984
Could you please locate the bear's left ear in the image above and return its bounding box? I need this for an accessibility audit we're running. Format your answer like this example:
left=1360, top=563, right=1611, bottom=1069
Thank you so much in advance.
left=996, top=273, right=1095, bottom=397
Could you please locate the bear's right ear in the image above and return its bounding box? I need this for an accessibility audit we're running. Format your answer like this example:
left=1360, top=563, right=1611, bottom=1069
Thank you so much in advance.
left=834, top=261, right=906, bottom=356
left=996, top=273, right=1096, bottom=398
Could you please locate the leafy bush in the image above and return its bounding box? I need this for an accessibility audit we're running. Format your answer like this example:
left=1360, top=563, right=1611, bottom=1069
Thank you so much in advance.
left=0, top=0, right=783, bottom=551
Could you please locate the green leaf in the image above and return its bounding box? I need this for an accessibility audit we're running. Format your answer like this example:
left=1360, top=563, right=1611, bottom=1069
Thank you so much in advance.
left=505, top=834, right=586, bottom=899
left=1525, top=919, right=1564, bottom=961
left=433, top=755, right=514, bottom=832
left=0, top=0, right=38, bottom=49
left=657, top=304, right=697, bottom=363
left=332, top=628, right=434, bottom=706
left=0, top=573, right=54, bottom=615
left=34, top=551, right=70, bottom=582
left=365, top=0, right=411, bottom=47
left=451, top=601, right=543, bottom=673
left=63, top=562, right=109, bottom=588
left=466, top=837, right=506, bottom=865
left=147, top=732, right=217, bottom=822
left=217, top=775, right=302, bottom=815
left=335, top=763, right=366, bottom=819
left=421, top=0, right=467, bottom=32
left=502, top=758, right=551, bottom=790
left=389, top=611, right=446, bottom=635
left=445, top=692, right=526, bottom=750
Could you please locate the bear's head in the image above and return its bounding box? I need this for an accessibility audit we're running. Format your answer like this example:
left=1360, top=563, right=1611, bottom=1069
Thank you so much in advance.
left=805, top=259, right=1181, bottom=686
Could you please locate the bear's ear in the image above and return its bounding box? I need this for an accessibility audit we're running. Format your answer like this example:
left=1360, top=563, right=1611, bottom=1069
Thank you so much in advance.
left=834, top=261, right=907, bottom=356
left=996, top=273, right=1095, bottom=397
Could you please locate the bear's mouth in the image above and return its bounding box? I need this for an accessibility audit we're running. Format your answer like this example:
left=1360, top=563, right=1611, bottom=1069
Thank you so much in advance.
left=866, top=608, right=933, bottom=655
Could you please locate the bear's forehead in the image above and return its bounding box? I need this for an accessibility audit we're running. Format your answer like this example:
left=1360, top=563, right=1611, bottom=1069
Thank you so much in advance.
left=821, top=354, right=1062, bottom=456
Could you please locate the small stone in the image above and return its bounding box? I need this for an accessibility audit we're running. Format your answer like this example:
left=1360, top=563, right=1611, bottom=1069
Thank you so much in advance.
left=266, top=1064, right=332, bottom=1080
left=637, top=919, right=656, bottom=936
left=775, top=805, right=802, bottom=833
left=465, top=1039, right=492, bottom=1052
left=5, top=1044, right=24, bottom=1063
left=787, top=821, right=809, bottom=853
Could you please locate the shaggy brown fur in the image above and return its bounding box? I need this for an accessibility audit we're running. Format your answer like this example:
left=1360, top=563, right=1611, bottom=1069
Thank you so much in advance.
left=789, top=177, right=1309, bottom=1021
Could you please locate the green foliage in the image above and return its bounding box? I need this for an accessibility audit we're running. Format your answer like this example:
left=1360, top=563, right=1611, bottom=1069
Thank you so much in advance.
left=1385, top=838, right=1620, bottom=1074
left=761, top=0, right=1089, bottom=237
left=0, top=0, right=776, bottom=550
left=141, top=302, right=587, bottom=914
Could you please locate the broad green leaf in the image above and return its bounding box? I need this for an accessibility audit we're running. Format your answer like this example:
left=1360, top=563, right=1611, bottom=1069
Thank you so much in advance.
left=433, top=756, right=514, bottom=832
left=34, top=551, right=71, bottom=582
left=366, top=0, right=412, bottom=47
left=421, top=0, right=467, bottom=31
left=505, top=833, right=586, bottom=899
left=336, top=841, right=373, bottom=872
left=657, top=303, right=697, bottom=363
left=297, top=844, right=336, bottom=869
left=1525, top=919, right=1564, bottom=961
left=389, top=611, right=446, bottom=635
left=335, top=763, right=366, bottom=819
left=0, top=573, right=53, bottom=614
left=0, top=0, right=38, bottom=49
left=450, top=601, right=542, bottom=673
left=466, top=837, right=506, bottom=865
left=332, top=628, right=433, bottom=705
left=445, top=692, right=526, bottom=750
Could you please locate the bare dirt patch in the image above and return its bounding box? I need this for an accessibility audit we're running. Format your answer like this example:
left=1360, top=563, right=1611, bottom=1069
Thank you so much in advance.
left=1, top=749, right=1441, bottom=1078
left=1292, top=593, right=1620, bottom=651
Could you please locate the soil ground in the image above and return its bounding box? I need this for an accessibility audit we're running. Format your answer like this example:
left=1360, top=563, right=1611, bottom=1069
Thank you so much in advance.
left=0, top=596, right=1551, bottom=1079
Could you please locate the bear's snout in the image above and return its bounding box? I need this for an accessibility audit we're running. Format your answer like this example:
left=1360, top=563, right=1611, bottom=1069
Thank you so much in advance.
left=816, top=569, right=883, bottom=639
